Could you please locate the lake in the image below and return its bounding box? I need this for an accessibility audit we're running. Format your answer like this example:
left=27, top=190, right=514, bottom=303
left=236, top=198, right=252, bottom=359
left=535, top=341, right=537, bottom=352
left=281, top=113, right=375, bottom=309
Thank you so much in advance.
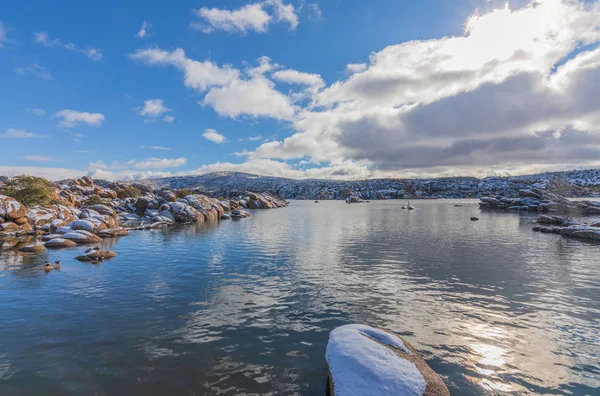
left=1, top=200, right=599, bottom=395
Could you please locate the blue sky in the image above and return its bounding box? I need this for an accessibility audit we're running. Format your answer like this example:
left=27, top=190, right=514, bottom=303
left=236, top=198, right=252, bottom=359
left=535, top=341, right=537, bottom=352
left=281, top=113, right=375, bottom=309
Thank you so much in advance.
left=1, top=0, right=600, bottom=180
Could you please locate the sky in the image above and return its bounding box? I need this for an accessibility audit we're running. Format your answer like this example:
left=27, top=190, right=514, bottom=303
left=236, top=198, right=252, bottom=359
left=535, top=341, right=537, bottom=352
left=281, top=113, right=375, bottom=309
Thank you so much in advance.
left=1, top=0, right=600, bottom=181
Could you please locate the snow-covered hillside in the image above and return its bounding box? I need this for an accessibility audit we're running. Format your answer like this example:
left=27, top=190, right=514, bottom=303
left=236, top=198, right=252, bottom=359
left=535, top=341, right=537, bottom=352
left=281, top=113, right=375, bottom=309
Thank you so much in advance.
left=132, top=169, right=600, bottom=200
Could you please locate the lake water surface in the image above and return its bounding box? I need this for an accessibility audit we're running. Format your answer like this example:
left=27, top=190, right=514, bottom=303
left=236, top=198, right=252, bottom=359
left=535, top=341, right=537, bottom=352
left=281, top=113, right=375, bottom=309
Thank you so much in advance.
left=1, top=200, right=599, bottom=395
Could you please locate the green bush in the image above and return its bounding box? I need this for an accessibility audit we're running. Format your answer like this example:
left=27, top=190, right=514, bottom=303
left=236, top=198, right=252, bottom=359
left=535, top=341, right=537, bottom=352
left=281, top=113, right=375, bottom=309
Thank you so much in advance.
left=0, top=175, right=55, bottom=206
left=175, top=189, right=193, bottom=198
left=84, top=195, right=105, bottom=206
left=117, top=186, right=142, bottom=199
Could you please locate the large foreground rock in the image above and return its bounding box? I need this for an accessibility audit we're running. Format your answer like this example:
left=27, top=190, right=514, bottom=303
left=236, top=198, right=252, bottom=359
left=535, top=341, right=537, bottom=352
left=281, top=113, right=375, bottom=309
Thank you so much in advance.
left=326, top=324, right=449, bottom=396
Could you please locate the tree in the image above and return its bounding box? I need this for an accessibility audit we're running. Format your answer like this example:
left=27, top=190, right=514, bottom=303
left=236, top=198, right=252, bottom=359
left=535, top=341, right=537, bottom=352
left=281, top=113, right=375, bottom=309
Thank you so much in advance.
left=547, top=177, right=577, bottom=222
left=117, top=186, right=142, bottom=199
left=84, top=195, right=105, bottom=206
left=175, top=189, right=193, bottom=198
left=0, top=175, right=56, bottom=206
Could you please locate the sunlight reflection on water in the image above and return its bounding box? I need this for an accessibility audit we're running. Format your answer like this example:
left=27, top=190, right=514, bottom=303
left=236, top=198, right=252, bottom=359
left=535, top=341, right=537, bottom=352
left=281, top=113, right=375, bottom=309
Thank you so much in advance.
left=1, top=200, right=599, bottom=395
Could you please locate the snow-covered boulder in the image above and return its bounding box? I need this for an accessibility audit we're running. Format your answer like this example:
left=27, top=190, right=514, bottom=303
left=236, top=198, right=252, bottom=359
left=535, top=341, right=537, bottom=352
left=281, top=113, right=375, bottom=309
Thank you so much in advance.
left=230, top=209, right=251, bottom=219
left=326, top=324, right=449, bottom=396
left=60, top=230, right=103, bottom=244
left=0, top=195, right=27, bottom=220
left=44, top=238, right=78, bottom=248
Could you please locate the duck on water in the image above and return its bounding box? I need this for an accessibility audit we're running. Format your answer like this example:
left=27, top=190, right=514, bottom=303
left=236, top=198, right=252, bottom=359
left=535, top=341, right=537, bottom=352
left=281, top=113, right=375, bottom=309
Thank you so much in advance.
left=402, top=201, right=415, bottom=210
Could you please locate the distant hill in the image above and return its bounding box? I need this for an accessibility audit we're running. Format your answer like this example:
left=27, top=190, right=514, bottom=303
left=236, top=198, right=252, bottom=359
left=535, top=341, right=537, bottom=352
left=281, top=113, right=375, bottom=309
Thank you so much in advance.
left=131, top=169, right=600, bottom=200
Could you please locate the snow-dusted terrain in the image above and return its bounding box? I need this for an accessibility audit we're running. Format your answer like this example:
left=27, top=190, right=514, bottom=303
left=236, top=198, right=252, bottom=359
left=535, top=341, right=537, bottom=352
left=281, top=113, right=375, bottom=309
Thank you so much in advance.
left=134, top=169, right=600, bottom=200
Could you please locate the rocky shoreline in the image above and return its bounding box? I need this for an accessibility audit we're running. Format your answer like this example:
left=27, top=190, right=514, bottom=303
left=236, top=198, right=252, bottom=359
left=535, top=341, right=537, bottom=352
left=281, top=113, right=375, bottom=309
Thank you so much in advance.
left=479, top=184, right=600, bottom=214
left=477, top=183, right=600, bottom=243
left=135, top=169, right=600, bottom=201
left=1, top=176, right=288, bottom=254
left=532, top=215, right=600, bottom=242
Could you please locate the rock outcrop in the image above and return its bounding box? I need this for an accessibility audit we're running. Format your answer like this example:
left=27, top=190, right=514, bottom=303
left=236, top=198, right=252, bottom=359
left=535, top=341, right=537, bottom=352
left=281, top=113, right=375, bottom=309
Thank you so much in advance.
left=326, top=324, right=450, bottom=396
left=1, top=176, right=289, bottom=252
left=345, top=196, right=367, bottom=204
left=75, top=249, right=117, bottom=262
left=479, top=185, right=600, bottom=214
left=532, top=216, right=600, bottom=242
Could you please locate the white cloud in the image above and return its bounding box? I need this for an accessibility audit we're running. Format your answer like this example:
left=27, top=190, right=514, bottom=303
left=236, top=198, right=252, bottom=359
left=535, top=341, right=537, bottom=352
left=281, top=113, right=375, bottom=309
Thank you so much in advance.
left=139, top=98, right=172, bottom=122
left=129, top=48, right=239, bottom=91
left=249, top=134, right=263, bottom=141
left=33, top=32, right=102, bottom=61
left=56, top=109, right=105, bottom=128
left=133, top=157, right=187, bottom=170
left=88, top=157, right=187, bottom=172
left=15, top=64, right=52, bottom=80
left=306, top=3, right=322, bottom=20
left=192, top=3, right=272, bottom=34
left=265, top=0, right=298, bottom=30
left=28, top=108, right=46, bottom=116
left=0, top=166, right=83, bottom=180
left=345, top=63, right=367, bottom=74
left=191, top=0, right=298, bottom=34
left=23, top=155, right=53, bottom=162
left=202, top=128, right=227, bottom=144
left=137, top=21, right=152, bottom=38
left=244, top=0, right=600, bottom=176
left=0, top=21, right=11, bottom=48
left=130, top=50, right=295, bottom=120
left=203, top=75, right=295, bottom=119
left=141, top=145, right=171, bottom=150
left=272, top=69, right=324, bottom=91
left=1, top=129, right=46, bottom=138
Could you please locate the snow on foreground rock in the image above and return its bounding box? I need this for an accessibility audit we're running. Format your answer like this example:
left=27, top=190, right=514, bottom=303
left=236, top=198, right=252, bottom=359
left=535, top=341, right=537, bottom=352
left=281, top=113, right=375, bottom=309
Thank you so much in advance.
left=326, top=324, right=449, bottom=396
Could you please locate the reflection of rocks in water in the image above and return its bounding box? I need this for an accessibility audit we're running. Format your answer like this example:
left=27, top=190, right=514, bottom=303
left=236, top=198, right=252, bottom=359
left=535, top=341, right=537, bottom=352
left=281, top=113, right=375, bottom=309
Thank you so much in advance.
left=0, top=353, right=17, bottom=381
left=0, top=249, right=50, bottom=285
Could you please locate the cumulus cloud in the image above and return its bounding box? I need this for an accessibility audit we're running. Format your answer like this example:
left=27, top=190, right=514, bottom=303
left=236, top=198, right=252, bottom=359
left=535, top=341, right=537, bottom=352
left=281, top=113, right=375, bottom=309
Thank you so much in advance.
left=15, top=64, right=52, bottom=80
left=137, top=21, right=152, bottom=38
left=131, top=49, right=294, bottom=119
left=1, top=129, right=46, bottom=139
left=139, top=98, right=173, bottom=122
left=203, top=75, right=295, bottom=119
left=265, top=0, right=299, bottom=30
left=191, top=0, right=297, bottom=34
left=56, top=109, right=105, bottom=128
left=345, top=63, right=367, bottom=74
left=191, top=3, right=272, bottom=34
left=129, top=48, right=239, bottom=91
left=244, top=0, right=600, bottom=176
left=202, top=128, right=227, bottom=144
left=272, top=69, right=324, bottom=91
left=33, top=32, right=102, bottom=61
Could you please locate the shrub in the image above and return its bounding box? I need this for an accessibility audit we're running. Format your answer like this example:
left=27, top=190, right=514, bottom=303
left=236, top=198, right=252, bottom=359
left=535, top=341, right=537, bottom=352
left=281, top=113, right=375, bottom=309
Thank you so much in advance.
left=117, top=185, right=142, bottom=199
left=84, top=195, right=105, bottom=206
left=175, top=189, right=193, bottom=199
left=0, top=175, right=55, bottom=206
